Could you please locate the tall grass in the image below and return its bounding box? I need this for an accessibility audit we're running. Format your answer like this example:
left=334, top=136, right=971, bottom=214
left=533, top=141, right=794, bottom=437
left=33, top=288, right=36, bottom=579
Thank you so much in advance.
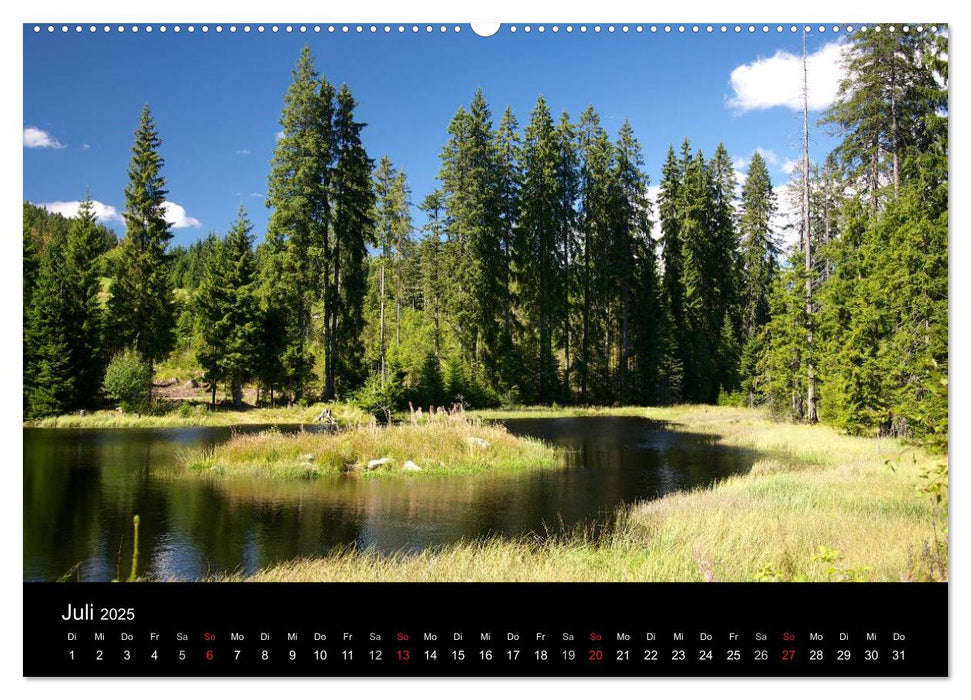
left=183, top=416, right=559, bottom=479
left=219, top=405, right=947, bottom=582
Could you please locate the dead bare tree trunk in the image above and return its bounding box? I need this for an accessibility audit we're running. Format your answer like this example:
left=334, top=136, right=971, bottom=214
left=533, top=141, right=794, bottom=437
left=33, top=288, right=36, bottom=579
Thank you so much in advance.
left=890, top=58, right=900, bottom=199
left=379, top=262, right=386, bottom=387
left=395, top=226, right=402, bottom=347
left=326, top=236, right=341, bottom=400
left=563, top=241, right=571, bottom=400
left=802, top=32, right=818, bottom=424
left=322, top=219, right=333, bottom=402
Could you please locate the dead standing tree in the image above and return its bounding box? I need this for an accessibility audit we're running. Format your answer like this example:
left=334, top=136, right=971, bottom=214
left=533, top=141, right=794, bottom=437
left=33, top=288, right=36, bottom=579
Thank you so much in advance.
left=802, top=31, right=818, bottom=423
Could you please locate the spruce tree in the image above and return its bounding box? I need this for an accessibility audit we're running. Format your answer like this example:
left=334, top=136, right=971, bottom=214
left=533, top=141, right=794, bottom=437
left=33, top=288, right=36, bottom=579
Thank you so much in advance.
left=658, top=144, right=686, bottom=402
left=23, top=225, right=40, bottom=411
left=416, top=349, right=446, bottom=407
left=809, top=28, right=948, bottom=446
left=108, top=104, right=175, bottom=384
left=576, top=106, right=614, bottom=402
left=437, top=89, right=506, bottom=388
left=391, top=170, right=413, bottom=348
left=613, top=120, right=660, bottom=403
left=679, top=148, right=717, bottom=402
left=329, top=83, right=376, bottom=397
left=253, top=238, right=288, bottom=406
left=63, top=194, right=107, bottom=408
left=494, top=106, right=522, bottom=392
left=758, top=261, right=810, bottom=419
left=373, top=155, right=400, bottom=385
left=738, top=152, right=778, bottom=405
left=518, top=96, right=563, bottom=401
left=195, top=207, right=261, bottom=408
left=821, top=27, right=946, bottom=208
left=265, top=45, right=335, bottom=401
left=708, top=143, right=741, bottom=396
left=418, top=190, right=449, bottom=357
left=554, top=111, right=580, bottom=399
left=25, top=233, right=75, bottom=417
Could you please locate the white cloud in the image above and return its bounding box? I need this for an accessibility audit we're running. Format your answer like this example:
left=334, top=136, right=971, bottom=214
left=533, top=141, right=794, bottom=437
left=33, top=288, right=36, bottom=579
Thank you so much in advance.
left=757, top=148, right=779, bottom=167
left=23, top=126, right=65, bottom=149
left=782, top=158, right=801, bottom=176
left=236, top=148, right=251, bottom=155
left=275, top=131, right=284, bottom=141
left=37, top=199, right=200, bottom=230
left=646, top=185, right=662, bottom=241
left=80, top=143, right=91, bottom=151
left=161, top=201, right=201, bottom=229
left=773, top=183, right=805, bottom=253
left=727, top=41, right=846, bottom=112
left=733, top=147, right=779, bottom=175
left=249, top=192, right=265, bottom=199
left=37, top=200, right=122, bottom=225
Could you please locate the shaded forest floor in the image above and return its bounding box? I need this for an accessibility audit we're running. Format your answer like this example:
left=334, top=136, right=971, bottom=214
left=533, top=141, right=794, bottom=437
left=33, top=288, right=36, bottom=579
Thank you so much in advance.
left=214, top=405, right=948, bottom=582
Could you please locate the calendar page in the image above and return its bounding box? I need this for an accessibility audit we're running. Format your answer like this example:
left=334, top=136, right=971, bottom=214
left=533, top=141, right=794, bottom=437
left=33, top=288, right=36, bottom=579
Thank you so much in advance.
left=21, top=17, right=949, bottom=678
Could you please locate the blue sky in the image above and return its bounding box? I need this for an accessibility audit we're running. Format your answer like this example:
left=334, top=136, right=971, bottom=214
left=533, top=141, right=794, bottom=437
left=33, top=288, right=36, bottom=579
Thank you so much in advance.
left=23, top=24, right=846, bottom=247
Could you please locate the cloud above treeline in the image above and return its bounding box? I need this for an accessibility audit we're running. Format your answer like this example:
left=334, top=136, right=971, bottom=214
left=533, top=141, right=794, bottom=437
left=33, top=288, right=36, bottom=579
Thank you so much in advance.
left=36, top=199, right=201, bottom=229
left=38, top=200, right=121, bottom=224
left=727, top=41, right=846, bottom=112
left=732, top=147, right=780, bottom=175
left=23, top=126, right=65, bottom=149
left=160, top=201, right=201, bottom=229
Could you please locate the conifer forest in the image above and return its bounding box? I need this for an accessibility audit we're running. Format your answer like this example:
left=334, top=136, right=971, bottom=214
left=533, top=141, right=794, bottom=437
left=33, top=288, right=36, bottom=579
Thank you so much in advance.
left=23, top=29, right=948, bottom=452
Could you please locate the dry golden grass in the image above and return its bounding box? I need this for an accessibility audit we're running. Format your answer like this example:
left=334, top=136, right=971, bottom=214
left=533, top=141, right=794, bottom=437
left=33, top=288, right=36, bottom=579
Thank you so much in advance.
left=220, top=405, right=947, bottom=582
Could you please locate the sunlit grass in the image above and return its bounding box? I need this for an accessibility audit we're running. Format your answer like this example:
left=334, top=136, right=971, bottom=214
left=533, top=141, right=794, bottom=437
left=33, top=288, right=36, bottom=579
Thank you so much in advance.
left=219, top=405, right=947, bottom=582
left=182, top=416, right=560, bottom=479
left=26, top=403, right=371, bottom=429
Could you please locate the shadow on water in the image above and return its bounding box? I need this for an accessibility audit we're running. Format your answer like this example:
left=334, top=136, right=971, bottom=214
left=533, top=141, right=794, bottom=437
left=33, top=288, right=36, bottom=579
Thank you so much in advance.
left=23, top=417, right=759, bottom=581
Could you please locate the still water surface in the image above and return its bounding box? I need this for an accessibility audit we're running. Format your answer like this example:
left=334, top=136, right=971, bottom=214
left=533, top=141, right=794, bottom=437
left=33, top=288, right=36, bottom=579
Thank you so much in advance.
left=23, top=417, right=755, bottom=581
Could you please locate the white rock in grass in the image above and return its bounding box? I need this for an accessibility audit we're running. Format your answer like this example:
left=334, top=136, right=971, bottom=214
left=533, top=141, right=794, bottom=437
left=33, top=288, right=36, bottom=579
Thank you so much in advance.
left=301, top=453, right=315, bottom=463
left=366, top=457, right=393, bottom=470
left=403, top=460, right=421, bottom=472
left=465, top=436, right=490, bottom=449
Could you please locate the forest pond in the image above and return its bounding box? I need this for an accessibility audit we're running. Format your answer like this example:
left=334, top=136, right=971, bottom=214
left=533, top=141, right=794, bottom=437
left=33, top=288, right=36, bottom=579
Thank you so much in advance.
left=24, top=416, right=756, bottom=581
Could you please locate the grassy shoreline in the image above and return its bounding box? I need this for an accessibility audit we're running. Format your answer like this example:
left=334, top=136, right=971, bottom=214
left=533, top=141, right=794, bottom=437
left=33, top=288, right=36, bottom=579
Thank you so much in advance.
left=24, top=403, right=371, bottom=429
left=181, top=418, right=560, bottom=479
left=216, top=405, right=947, bottom=582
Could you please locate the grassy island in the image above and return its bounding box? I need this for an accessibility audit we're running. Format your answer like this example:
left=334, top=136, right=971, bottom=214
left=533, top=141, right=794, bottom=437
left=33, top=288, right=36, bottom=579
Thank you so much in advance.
left=181, top=416, right=560, bottom=479
left=216, top=406, right=947, bottom=582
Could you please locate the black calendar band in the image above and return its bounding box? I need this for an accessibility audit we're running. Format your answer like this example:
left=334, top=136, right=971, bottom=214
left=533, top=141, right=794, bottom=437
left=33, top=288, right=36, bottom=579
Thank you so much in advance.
left=24, top=582, right=947, bottom=677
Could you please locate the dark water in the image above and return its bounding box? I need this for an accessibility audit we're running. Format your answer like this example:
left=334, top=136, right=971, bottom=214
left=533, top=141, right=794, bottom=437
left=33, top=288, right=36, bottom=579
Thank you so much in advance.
left=23, top=417, right=756, bottom=581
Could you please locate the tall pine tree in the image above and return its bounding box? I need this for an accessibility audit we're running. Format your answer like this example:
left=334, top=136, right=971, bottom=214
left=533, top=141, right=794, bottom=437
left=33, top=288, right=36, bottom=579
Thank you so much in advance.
left=328, top=83, right=377, bottom=397
left=738, top=152, right=778, bottom=405
left=25, top=231, right=75, bottom=418
left=518, top=96, right=563, bottom=402
left=108, top=104, right=175, bottom=387
left=264, top=45, right=335, bottom=401
left=196, top=207, right=261, bottom=408
left=63, top=194, right=106, bottom=408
